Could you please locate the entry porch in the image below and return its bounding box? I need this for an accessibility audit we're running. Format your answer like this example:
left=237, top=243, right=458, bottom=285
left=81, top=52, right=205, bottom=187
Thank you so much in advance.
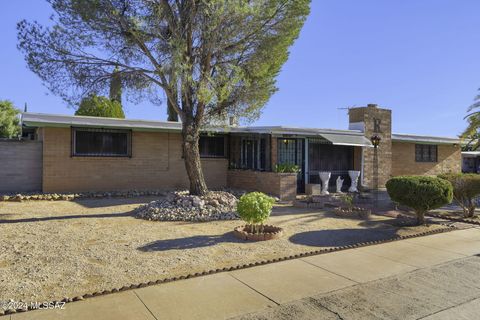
left=226, top=129, right=372, bottom=196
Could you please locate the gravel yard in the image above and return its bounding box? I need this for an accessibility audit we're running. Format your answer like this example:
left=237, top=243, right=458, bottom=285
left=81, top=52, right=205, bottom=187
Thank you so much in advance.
left=0, top=197, right=448, bottom=303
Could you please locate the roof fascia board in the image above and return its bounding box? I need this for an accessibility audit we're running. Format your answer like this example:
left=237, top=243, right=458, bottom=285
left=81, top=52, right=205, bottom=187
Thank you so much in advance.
left=23, top=121, right=182, bottom=132
left=392, top=139, right=459, bottom=145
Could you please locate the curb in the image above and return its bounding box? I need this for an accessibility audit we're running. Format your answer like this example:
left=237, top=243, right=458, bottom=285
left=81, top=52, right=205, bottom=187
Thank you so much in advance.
left=0, top=223, right=457, bottom=317
left=427, top=212, right=480, bottom=226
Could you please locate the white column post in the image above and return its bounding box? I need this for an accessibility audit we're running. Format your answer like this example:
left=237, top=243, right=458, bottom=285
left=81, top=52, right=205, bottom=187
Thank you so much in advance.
left=360, top=147, right=365, bottom=187
left=304, top=138, right=309, bottom=184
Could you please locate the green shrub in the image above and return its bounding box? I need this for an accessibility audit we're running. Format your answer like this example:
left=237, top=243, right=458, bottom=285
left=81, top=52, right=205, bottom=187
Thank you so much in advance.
left=438, top=173, right=480, bottom=218
left=75, top=94, right=125, bottom=118
left=237, top=192, right=275, bottom=233
left=339, top=193, right=354, bottom=208
left=386, top=176, right=453, bottom=225
left=274, top=163, right=300, bottom=173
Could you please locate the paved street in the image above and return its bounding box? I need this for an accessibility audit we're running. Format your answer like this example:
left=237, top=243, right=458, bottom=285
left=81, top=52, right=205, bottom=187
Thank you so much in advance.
left=5, top=227, right=480, bottom=320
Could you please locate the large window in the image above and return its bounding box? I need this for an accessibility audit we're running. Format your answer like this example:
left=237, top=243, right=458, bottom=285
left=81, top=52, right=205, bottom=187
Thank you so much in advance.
left=228, top=134, right=270, bottom=171
left=72, top=127, right=131, bottom=157
left=199, top=136, right=226, bottom=158
left=240, top=138, right=267, bottom=170
left=415, top=144, right=437, bottom=162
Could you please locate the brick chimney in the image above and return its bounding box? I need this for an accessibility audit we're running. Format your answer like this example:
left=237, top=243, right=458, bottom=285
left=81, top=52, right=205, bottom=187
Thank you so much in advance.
left=348, top=104, right=392, bottom=189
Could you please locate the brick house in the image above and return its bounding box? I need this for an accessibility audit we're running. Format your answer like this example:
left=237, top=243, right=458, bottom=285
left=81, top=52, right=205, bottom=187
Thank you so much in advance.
left=15, top=104, right=461, bottom=199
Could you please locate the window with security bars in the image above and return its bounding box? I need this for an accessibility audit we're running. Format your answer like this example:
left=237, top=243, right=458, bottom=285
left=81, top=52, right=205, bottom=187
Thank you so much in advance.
left=240, top=138, right=267, bottom=170
left=72, top=127, right=131, bottom=157
left=199, top=135, right=226, bottom=158
left=415, top=144, right=437, bottom=162
left=228, top=134, right=269, bottom=170
left=277, top=138, right=303, bottom=166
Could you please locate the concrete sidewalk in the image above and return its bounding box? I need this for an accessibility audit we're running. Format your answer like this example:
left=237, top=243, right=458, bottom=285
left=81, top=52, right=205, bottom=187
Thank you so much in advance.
left=7, top=227, right=480, bottom=320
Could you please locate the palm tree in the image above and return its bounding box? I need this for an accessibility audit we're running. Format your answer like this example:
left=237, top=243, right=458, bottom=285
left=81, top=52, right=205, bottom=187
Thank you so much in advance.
left=462, top=90, right=480, bottom=150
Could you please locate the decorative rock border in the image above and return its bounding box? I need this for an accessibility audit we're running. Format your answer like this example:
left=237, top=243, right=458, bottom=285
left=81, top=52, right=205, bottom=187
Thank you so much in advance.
left=233, top=225, right=284, bottom=241
left=334, top=207, right=371, bottom=219
left=0, top=190, right=167, bottom=202
left=0, top=224, right=457, bottom=317
left=0, top=188, right=250, bottom=203
left=427, top=212, right=480, bottom=226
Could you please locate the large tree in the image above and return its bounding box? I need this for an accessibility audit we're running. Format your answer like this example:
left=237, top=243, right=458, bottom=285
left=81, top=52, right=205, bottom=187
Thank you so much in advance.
left=18, top=0, right=310, bottom=195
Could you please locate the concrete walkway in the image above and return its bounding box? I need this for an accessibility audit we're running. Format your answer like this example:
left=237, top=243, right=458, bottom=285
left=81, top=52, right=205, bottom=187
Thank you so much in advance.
left=7, top=227, right=480, bottom=320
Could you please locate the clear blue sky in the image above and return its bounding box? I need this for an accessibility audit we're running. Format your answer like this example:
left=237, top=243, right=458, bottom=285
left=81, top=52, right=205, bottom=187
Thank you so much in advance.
left=1, top=0, right=479, bottom=137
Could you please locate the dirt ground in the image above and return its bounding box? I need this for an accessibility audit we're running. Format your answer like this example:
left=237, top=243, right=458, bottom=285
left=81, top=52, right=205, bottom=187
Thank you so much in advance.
left=0, top=197, right=448, bottom=303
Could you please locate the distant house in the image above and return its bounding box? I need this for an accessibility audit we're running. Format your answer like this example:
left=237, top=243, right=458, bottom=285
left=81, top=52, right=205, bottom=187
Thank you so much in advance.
left=462, top=151, right=480, bottom=173
left=3, top=104, right=460, bottom=199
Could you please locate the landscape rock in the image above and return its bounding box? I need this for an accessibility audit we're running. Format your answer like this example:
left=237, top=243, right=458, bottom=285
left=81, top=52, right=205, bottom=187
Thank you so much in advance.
left=135, top=191, right=238, bottom=222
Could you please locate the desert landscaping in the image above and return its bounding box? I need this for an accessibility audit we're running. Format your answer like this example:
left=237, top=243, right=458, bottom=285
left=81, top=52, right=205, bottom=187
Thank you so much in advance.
left=0, top=196, right=450, bottom=304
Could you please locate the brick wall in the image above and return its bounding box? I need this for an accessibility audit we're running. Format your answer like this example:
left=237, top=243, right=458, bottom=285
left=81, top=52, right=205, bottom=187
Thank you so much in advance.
left=42, top=127, right=227, bottom=193
left=349, top=104, right=392, bottom=189
left=353, top=146, right=362, bottom=172
left=391, top=142, right=461, bottom=176
left=0, top=140, right=43, bottom=192
left=227, top=170, right=297, bottom=200
left=270, top=135, right=278, bottom=169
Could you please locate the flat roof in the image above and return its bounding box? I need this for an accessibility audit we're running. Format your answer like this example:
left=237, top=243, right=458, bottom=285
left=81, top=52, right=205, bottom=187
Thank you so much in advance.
left=231, top=125, right=370, bottom=138
left=22, top=112, right=184, bottom=131
left=392, top=133, right=460, bottom=145
left=21, top=112, right=367, bottom=135
left=22, top=112, right=460, bottom=146
left=22, top=112, right=374, bottom=147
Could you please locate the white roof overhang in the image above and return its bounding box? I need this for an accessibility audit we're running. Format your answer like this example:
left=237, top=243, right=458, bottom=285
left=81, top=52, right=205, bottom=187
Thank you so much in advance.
left=392, top=133, right=460, bottom=145
left=318, top=133, right=373, bottom=147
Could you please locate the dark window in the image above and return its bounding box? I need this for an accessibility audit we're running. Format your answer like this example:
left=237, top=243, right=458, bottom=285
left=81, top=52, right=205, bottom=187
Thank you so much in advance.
left=242, top=139, right=258, bottom=169
left=72, top=128, right=131, bottom=157
left=260, top=138, right=266, bottom=170
left=199, top=136, right=226, bottom=158
left=415, top=144, right=437, bottom=162
left=240, top=138, right=267, bottom=170
left=277, top=138, right=304, bottom=167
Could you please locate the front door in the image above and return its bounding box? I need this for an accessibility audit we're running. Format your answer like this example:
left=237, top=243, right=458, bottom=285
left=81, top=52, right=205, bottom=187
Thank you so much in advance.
left=277, top=138, right=305, bottom=193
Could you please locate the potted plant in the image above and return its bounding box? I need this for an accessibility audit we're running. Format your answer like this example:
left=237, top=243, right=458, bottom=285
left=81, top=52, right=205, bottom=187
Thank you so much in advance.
left=233, top=192, right=283, bottom=241
left=274, top=163, right=300, bottom=173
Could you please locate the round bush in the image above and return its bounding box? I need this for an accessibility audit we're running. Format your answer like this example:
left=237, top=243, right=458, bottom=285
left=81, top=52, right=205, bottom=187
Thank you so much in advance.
left=237, top=192, right=275, bottom=227
left=386, top=176, right=453, bottom=224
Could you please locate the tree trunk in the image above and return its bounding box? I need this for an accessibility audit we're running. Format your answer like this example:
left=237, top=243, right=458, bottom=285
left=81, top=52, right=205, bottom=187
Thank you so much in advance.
left=167, top=98, right=178, bottom=122
left=416, top=210, right=425, bottom=225
left=467, top=204, right=476, bottom=218
left=182, top=120, right=208, bottom=196
left=167, top=81, right=178, bottom=122
left=463, top=197, right=475, bottom=218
